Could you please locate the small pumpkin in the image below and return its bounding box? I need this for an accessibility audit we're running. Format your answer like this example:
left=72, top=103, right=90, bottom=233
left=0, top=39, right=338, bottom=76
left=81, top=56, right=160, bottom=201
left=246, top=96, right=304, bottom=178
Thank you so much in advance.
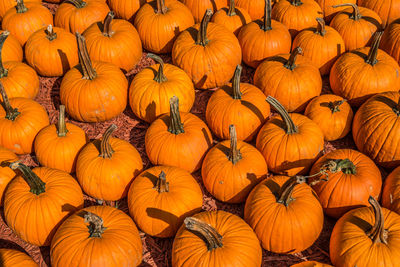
left=129, top=53, right=195, bottom=123
left=50, top=206, right=143, bottom=267
left=315, top=0, right=356, bottom=23
left=0, top=249, right=37, bottom=266
left=0, top=30, right=22, bottom=63
left=235, top=0, right=267, bottom=20
left=0, top=0, right=40, bottom=19
left=382, top=166, right=400, bottom=215
left=0, top=146, right=17, bottom=206
left=304, top=94, right=353, bottom=141
left=172, top=210, right=262, bottom=267
left=291, top=262, right=333, bottom=267
left=145, top=96, right=213, bottom=173
left=180, top=0, right=227, bottom=23
left=381, top=18, right=400, bottom=65
left=211, top=0, right=251, bottom=36
left=108, top=0, right=148, bottom=21
left=358, top=0, right=400, bottom=28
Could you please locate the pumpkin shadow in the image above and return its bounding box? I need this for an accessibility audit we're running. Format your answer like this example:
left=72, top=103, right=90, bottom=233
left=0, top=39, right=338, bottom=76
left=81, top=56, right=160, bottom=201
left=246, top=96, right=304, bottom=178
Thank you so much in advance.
left=50, top=76, right=64, bottom=111
left=57, top=49, right=71, bottom=75
left=0, top=239, right=26, bottom=252
left=39, top=246, right=51, bottom=266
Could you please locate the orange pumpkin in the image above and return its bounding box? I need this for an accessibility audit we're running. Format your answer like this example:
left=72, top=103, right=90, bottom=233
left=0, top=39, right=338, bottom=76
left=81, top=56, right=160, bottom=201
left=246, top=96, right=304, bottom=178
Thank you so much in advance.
left=0, top=249, right=37, bottom=266
left=4, top=162, right=84, bottom=246
left=172, top=210, right=262, bottom=266
left=0, top=0, right=40, bottom=19
left=330, top=196, right=400, bottom=266
left=172, top=9, right=241, bottom=89
left=238, top=0, right=291, bottom=69
left=180, top=0, right=227, bottom=22
left=60, top=33, right=128, bottom=122
left=316, top=0, right=356, bottom=22
left=244, top=175, right=324, bottom=253
left=291, top=262, right=333, bottom=267
left=382, top=166, right=400, bottom=214
left=254, top=47, right=322, bottom=112
left=145, top=96, right=213, bottom=173
left=0, top=30, right=22, bottom=63
left=0, top=146, right=17, bottom=206
left=235, top=0, right=266, bottom=20
left=358, top=0, right=400, bottom=28
left=256, top=96, right=324, bottom=175
left=107, top=0, right=148, bottom=21
left=211, top=0, right=251, bottom=36
left=381, top=18, right=400, bottom=65
left=129, top=54, right=195, bottom=123
left=51, top=205, right=143, bottom=267
left=304, top=94, right=353, bottom=141
left=127, top=165, right=203, bottom=237
left=34, top=105, right=88, bottom=173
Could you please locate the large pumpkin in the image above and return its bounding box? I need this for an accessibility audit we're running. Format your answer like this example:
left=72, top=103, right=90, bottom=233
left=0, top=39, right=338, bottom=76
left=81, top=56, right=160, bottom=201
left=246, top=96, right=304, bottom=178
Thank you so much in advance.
left=0, top=146, right=17, bottom=206
left=180, top=0, right=227, bottom=22
left=235, top=0, right=266, bottom=20
left=211, top=0, right=251, bottom=36
left=0, top=0, right=40, bottom=19
left=358, top=0, right=400, bottom=28
left=381, top=18, right=400, bottom=65
left=107, top=0, right=147, bottom=21
left=316, top=0, right=356, bottom=23
left=0, top=249, right=37, bottom=266
left=382, top=166, right=400, bottom=214
left=0, top=30, right=22, bottom=63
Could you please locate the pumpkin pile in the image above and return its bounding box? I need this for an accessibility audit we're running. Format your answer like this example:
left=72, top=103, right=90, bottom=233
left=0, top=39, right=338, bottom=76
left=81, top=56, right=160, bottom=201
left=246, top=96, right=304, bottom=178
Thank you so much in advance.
left=0, top=0, right=400, bottom=266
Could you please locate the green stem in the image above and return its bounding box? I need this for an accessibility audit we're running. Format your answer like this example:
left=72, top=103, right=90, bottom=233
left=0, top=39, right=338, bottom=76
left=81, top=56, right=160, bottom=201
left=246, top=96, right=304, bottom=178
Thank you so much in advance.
left=326, top=99, right=346, bottom=113
left=9, top=162, right=45, bottom=195
left=232, top=65, right=242, bottom=100
left=168, top=96, right=185, bottom=135
left=57, top=105, right=68, bottom=137
left=366, top=196, right=388, bottom=244
left=277, top=176, right=306, bottom=206
left=83, top=212, right=107, bottom=238
left=102, top=12, right=114, bottom=37
left=65, top=0, right=86, bottom=8
left=227, top=0, right=236, bottom=16
left=147, top=54, right=168, bottom=83
left=153, top=171, right=169, bottom=193
left=316, top=18, right=326, bottom=36
left=366, top=31, right=383, bottom=66
left=156, top=0, right=167, bottom=14
left=332, top=3, right=361, bottom=20
left=266, top=96, right=298, bottom=134
left=0, top=31, right=9, bottom=78
left=16, top=0, right=28, bottom=13
left=76, top=33, right=97, bottom=80
left=284, top=47, right=302, bottom=70
left=0, top=82, right=20, bottom=121
left=290, top=0, right=303, bottom=6
left=324, top=158, right=357, bottom=175
left=184, top=217, right=223, bottom=250
left=45, top=25, right=57, bottom=41
left=99, top=124, right=117, bottom=158
left=196, top=9, right=213, bottom=46
left=228, top=125, right=242, bottom=164
left=262, top=0, right=272, bottom=31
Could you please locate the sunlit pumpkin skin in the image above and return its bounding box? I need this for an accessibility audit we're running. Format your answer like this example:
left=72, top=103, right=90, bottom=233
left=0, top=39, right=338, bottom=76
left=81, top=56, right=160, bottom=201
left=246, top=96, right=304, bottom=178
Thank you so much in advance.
left=235, top=0, right=266, bottom=20
left=128, top=165, right=203, bottom=237
left=254, top=48, right=322, bottom=112
left=211, top=0, right=251, bottom=36
left=0, top=0, right=40, bottom=19
left=353, top=91, right=400, bottom=168
left=256, top=97, right=324, bottom=176
left=245, top=175, right=324, bottom=253
left=330, top=3, right=382, bottom=51
left=4, top=163, right=84, bottom=246
left=60, top=33, right=128, bottom=122
left=0, top=249, right=38, bottom=266
left=330, top=197, right=400, bottom=267
left=316, top=0, right=356, bottom=22
left=129, top=54, right=195, bottom=123
left=0, top=146, right=17, bottom=206
left=2, top=0, right=53, bottom=46
left=291, top=262, right=333, bottom=267
left=238, top=0, right=291, bottom=69
left=108, top=0, right=148, bottom=21
left=172, top=9, right=241, bottom=89
left=381, top=18, right=400, bottom=65
left=271, top=0, right=323, bottom=37
left=180, top=0, right=227, bottom=23
left=382, top=166, right=400, bottom=215
left=172, top=210, right=262, bottom=267
left=358, top=0, right=400, bottom=28
left=0, top=31, right=22, bottom=63
left=51, top=205, right=143, bottom=267
left=304, top=94, right=353, bottom=141
left=55, top=0, right=110, bottom=34
left=34, top=105, right=88, bottom=173
left=25, top=25, right=79, bottom=77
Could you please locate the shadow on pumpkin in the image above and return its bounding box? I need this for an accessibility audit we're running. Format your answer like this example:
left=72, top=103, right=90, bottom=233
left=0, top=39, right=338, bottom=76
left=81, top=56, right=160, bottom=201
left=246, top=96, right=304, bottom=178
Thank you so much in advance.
left=50, top=76, right=64, bottom=112
left=347, top=213, right=373, bottom=231
left=57, top=49, right=71, bottom=75
left=0, top=239, right=26, bottom=252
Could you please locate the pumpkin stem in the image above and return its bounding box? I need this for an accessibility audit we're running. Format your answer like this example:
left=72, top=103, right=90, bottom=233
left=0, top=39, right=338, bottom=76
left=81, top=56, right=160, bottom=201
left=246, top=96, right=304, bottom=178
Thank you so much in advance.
left=196, top=9, right=213, bottom=46
left=9, top=162, right=46, bottom=195
left=84, top=211, right=107, bottom=238
left=156, top=0, right=168, bottom=14
left=16, top=0, right=28, bottom=13
left=0, top=31, right=9, bottom=78
left=232, top=65, right=242, bottom=100
left=316, top=18, right=326, bottom=36
left=332, top=3, right=361, bottom=20
left=147, top=53, right=168, bottom=83
left=57, top=105, right=69, bottom=137
left=326, top=99, right=346, bottom=113
left=65, top=0, right=87, bottom=8
left=102, top=11, right=115, bottom=37
left=277, top=176, right=307, bottom=206
left=168, top=96, right=185, bottom=135
left=227, top=0, right=236, bottom=16
left=0, top=82, right=20, bottom=121
left=153, top=171, right=169, bottom=193
left=76, top=33, right=97, bottom=80
left=366, top=31, right=383, bottom=66
left=266, top=96, right=298, bottom=134
left=324, top=158, right=357, bottom=175
left=99, top=124, right=117, bottom=158
left=284, top=47, right=302, bottom=70
left=184, top=217, right=223, bottom=250
left=228, top=125, right=242, bottom=164
left=290, top=0, right=303, bottom=6
left=45, top=25, right=57, bottom=41
left=262, top=0, right=272, bottom=31
left=366, top=196, right=388, bottom=244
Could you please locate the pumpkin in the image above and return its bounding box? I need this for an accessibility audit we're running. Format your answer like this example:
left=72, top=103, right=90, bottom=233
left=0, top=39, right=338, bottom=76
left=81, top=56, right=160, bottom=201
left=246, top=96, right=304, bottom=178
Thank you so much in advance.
left=172, top=210, right=262, bottom=266
left=330, top=3, right=382, bottom=51
left=145, top=96, right=213, bottom=173
left=330, top=32, right=400, bottom=107
left=0, top=0, right=40, bottom=19
left=0, top=84, right=49, bottom=154
left=0, top=249, right=37, bottom=266
left=201, top=125, right=268, bottom=203
left=316, top=0, right=356, bottom=23
left=3, top=162, right=84, bottom=246
left=108, top=0, right=148, bottom=21
left=55, top=0, right=110, bottom=34
left=382, top=166, right=400, bottom=214
left=291, top=262, right=333, bottom=267
left=134, top=0, right=194, bottom=54
left=235, top=0, right=266, bottom=20
left=256, top=96, right=324, bottom=175
left=34, top=105, right=88, bottom=173
left=330, top=196, right=400, bottom=266
left=76, top=124, right=143, bottom=201
left=253, top=47, right=322, bottom=112
left=0, top=146, right=17, bottom=206
left=127, top=165, right=202, bottom=237
left=381, top=18, right=400, bottom=65
left=292, top=18, right=345, bottom=75
left=238, top=0, right=291, bottom=69
left=304, top=94, right=353, bottom=141
left=0, top=30, right=22, bottom=63
left=180, top=0, right=227, bottom=23
left=358, top=0, right=400, bottom=28
left=271, top=0, right=323, bottom=37
left=50, top=205, right=143, bottom=267
left=244, top=175, right=324, bottom=253
left=60, top=33, right=128, bottom=122
left=25, top=25, right=79, bottom=77
left=172, top=9, right=241, bottom=89
left=129, top=53, right=195, bottom=123
left=309, top=149, right=382, bottom=218
left=211, top=0, right=251, bottom=36
left=2, top=0, right=53, bottom=46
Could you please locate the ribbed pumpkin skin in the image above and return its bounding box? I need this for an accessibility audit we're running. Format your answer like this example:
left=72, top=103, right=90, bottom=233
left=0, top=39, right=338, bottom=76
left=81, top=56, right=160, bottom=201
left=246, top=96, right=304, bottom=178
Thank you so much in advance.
left=50, top=206, right=143, bottom=267
left=358, top=0, right=400, bottom=28
left=60, top=62, right=128, bottom=122
left=0, top=0, right=40, bottom=19
left=180, top=0, right=227, bottom=22
left=108, top=0, right=148, bottom=21
left=235, top=0, right=266, bottom=20
left=25, top=26, right=79, bottom=77
left=382, top=166, right=400, bottom=214
left=172, top=210, right=262, bottom=267
left=381, top=18, right=400, bottom=65
left=4, top=167, right=84, bottom=246
left=129, top=63, right=195, bottom=123
left=134, top=0, right=194, bottom=54
left=291, top=261, right=333, bottom=267
left=127, top=166, right=203, bottom=237
left=2, top=3, right=53, bottom=46
left=0, top=249, right=37, bottom=266
left=0, top=146, right=17, bottom=206
left=211, top=6, right=251, bottom=35
left=244, top=175, right=324, bottom=253
left=316, top=0, right=356, bottom=22
left=0, top=98, right=49, bottom=154
left=83, top=17, right=142, bottom=72
left=353, top=91, right=400, bottom=168
left=309, top=149, right=382, bottom=218
left=304, top=94, right=353, bottom=141
left=55, top=0, right=110, bottom=34
left=0, top=31, right=23, bottom=62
